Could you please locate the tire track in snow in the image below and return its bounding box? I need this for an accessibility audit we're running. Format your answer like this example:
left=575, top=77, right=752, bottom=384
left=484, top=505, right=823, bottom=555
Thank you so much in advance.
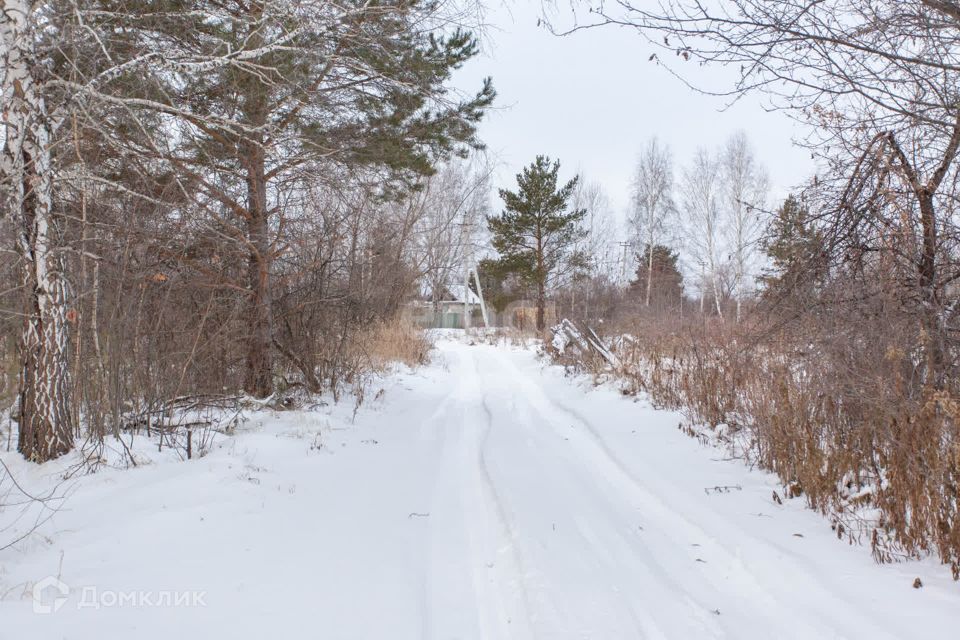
left=486, top=345, right=901, bottom=639
left=539, top=388, right=900, bottom=639
left=469, top=343, right=538, bottom=639
left=413, top=366, right=458, bottom=640
left=417, top=341, right=535, bottom=640
left=477, top=346, right=717, bottom=638
left=415, top=344, right=502, bottom=639
left=475, top=393, right=536, bottom=639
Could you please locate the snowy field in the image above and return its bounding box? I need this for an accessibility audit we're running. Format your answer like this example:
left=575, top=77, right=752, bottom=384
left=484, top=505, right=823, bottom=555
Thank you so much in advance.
left=1, top=334, right=958, bottom=638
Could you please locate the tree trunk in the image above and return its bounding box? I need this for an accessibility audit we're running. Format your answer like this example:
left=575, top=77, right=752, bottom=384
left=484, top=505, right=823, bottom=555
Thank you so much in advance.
left=536, top=229, right=546, bottom=332
left=734, top=241, right=743, bottom=323
left=712, top=273, right=724, bottom=320
left=699, top=273, right=705, bottom=314
left=1, top=0, right=74, bottom=461
left=645, top=240, right=654, bottom=307
left=239, top=5, right=274, bottom=399
left=917, top=191, right=943, bottom=385
left=17, top=154, right=74, bottom=461
left=536, top=281, right=546, bottom=332
left=708, top=245, right=724, bottom=321
left=243, top=140, right=275, bottom=398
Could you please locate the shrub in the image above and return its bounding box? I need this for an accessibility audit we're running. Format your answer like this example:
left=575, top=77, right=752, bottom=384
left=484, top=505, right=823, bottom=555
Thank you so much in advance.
left=563, top=312, right=960, bottom=579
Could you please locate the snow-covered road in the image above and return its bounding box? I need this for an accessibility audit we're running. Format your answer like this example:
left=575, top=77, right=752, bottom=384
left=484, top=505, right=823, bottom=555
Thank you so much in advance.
left=2, top=336, right=957, bottom=638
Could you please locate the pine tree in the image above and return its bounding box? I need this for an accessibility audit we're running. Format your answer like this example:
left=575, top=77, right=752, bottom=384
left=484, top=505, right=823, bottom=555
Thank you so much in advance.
left=629, top=245, right=684, bottom=310
left=76, top=0, right=495, bottom=398
left=760, top=194, right=825, bottom=296
left=474, top=258, right=525, bottom=315
left=487, top=156, right=586, bottom=331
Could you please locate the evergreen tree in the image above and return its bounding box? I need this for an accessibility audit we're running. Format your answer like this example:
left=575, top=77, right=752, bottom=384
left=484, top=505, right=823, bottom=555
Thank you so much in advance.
left=760, top=194, right=825, bottom=296
left=629, top=245, right=684, bottom=309
left=474, top=258, right=525, bottom=315
left=487, top=157, right=587, bottom=331
left=74, top=0, right=495, bottom=398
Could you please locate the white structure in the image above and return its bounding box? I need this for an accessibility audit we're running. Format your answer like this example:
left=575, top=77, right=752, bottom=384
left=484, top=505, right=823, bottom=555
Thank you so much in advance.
left=462, top=267, right=489, bottom=328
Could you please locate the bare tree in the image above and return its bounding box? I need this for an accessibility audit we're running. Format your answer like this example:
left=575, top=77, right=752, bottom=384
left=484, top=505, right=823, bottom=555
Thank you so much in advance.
left=414, top=157, right=493, bottom=309
left=572, top=177, right=618, bottom=278
left=560, top=0, right=960, bottom=382
left=0, top=0, right=496, bottom=464
left=720, top=131, right=768, bottom=321
left=681, top=148, right=725, bottom=319
left=629, top=138, right=676, bottom=307
left=566, top=177, right=618, bottom=319
left=549, top=0, right=960, bottom=574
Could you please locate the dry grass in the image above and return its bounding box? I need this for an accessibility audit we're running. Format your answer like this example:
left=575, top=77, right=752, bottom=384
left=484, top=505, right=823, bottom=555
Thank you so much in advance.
left=355, top=316, right=432, bottom=371
left=472, top=326, right=538, bottom=348
left=568, top=314, right=960, bottom=579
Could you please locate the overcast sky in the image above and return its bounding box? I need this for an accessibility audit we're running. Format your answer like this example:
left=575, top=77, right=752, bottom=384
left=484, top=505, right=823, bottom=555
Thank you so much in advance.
left=454, top=2, right=815, bottom=225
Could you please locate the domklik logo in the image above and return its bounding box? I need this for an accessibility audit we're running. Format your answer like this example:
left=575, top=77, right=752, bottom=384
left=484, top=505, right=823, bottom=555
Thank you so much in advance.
left=32, top=576, right=69, bottom=614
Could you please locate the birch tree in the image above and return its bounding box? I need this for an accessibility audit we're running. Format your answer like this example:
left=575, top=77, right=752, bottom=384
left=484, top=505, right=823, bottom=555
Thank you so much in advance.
left=562, top=0, right=960, bottom=382
left=566, top=177, right=617, bottom=319
left=572, top=178, right=616, bottom=277
left=721, top=131, right=768, bottom=321
left=0, top=0, right=73, bottom=461
left=681, top=148, right=725, bottom=319
left=629, top=138, right=676, bottom=307
left=0, top=0, right=495, bottom=464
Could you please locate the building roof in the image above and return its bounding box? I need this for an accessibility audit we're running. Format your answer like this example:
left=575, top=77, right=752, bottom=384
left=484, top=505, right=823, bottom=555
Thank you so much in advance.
left=443, top=284, right=481, bottom=305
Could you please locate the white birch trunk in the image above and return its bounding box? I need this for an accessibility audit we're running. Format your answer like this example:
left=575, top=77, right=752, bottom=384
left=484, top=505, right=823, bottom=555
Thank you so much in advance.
left=705, top=204, right=724, bottom=321
left=1, top=0, right=74, bottom=461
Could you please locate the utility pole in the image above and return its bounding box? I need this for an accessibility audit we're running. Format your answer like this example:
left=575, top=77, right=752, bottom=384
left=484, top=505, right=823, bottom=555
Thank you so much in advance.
left=618, top=241, right=631, bottom=284
left=470, top=267, right=489, bottom=327
left=464, top=267, right=471, bottom=329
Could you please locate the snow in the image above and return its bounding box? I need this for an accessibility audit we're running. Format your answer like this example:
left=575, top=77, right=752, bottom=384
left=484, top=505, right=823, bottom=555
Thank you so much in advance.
left=1, top=334, right=958, bottom=638
left=444, top=283, right=481, bottom=305
left=552, top=319, right=620, bottom=368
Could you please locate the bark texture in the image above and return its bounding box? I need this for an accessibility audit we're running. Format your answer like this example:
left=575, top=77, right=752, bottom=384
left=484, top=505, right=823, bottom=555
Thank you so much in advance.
left=1, top=0, right=74, bottom=461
